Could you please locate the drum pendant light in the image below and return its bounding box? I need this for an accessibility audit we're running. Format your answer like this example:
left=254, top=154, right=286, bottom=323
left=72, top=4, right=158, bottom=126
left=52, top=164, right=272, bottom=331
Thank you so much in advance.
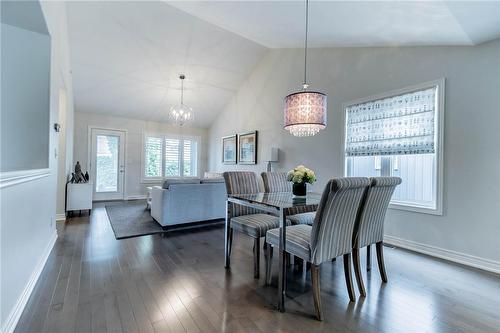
left=283, top=0, right=327, bottom=137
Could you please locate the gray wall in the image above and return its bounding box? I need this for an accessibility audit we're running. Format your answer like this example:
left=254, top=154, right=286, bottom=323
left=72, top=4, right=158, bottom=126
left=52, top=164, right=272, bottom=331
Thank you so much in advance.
left=208, top=39, right=500, bottom=263
left=0, top=22, right=50, bottom=172
left=0, top=1, right=75, bottom=331
left=73, top=111, right=209, bottom=199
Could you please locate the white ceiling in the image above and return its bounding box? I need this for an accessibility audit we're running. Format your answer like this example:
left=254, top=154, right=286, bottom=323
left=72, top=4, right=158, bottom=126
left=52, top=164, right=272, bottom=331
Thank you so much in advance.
left=66, top=1, right=267, bottom=128
left=67, top=1, right=500, bottom=128
left=168, top=1, right=500, bottom=48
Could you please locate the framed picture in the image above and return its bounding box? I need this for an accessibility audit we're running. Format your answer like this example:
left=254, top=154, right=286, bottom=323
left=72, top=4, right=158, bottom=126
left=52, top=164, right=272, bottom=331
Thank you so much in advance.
left=222, top=134, right=237, bottom=164
left=238, top=131, right=258, bottom=164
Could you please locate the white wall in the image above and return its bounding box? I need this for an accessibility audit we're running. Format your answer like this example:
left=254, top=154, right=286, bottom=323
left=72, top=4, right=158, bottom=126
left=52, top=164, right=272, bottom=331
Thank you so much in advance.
left=56, top=86, right=75, bottom=218
left=0, top=1, right=75, bottom=332
left=208, top=40, right=500, bottom=267
left=73, top=112, right=209, bottom=199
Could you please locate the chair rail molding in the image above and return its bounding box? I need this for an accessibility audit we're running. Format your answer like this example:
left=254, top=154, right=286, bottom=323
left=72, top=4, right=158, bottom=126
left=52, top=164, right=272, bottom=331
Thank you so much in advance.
left=384, top=235, right=500, bottom=275
left=0, top=168, right=50, bottom=189
left=1, top=231, right=57, bottom=333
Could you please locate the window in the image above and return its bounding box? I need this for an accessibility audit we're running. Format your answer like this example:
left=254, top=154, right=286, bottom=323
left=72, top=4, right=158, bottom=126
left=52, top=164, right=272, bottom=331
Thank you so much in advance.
left=145, top=136, right=162, bottom=178
left=343, top=79, right=444, bottom=215
left=143, top=134, right=198, bottom=181
left=165, top=138, right=180, bottom=177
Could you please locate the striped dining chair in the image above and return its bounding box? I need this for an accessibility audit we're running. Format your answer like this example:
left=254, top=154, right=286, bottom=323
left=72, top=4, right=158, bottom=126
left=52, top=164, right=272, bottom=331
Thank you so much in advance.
left=261, top=172, right=292, bottom=193
left=223, top=171, right=285, bottom=279
left=352, top=177, right=402, bottom=297
left=261, top=171, right=317, bottom=226
left=265, top=177, right=370, bottom=320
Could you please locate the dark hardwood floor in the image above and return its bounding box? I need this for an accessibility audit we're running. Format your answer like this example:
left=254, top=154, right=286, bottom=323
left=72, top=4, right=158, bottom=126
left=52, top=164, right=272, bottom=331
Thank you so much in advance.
left=14, top=202, right=500, bottom=333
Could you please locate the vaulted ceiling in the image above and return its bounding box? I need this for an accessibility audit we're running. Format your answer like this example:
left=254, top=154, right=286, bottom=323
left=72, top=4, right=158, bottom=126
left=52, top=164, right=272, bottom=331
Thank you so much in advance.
left=66, top=1, right=267, bottom=127
left=169, top=1, right=500, bottom=48
left=67, top=1, right=500, bottom=128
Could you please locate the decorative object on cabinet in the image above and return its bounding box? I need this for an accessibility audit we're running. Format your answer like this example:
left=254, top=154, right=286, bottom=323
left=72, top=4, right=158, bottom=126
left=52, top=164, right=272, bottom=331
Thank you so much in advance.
left=70, top=161, right=89, bottom=183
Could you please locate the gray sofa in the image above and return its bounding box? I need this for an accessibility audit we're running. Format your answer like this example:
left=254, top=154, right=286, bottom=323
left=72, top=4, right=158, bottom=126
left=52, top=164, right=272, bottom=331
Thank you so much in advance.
left=151, top=178, right=227, bottom=227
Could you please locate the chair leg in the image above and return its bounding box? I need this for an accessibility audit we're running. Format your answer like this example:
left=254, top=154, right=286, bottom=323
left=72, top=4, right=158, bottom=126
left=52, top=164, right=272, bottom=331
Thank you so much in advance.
left=265, top=244, right=273, bottom=285
left=311, top=264, right=323, bottom=321
left=352, top=248, right=366, bottom=297
left=366, top=244, right=371, bottom=271
left=343, top=253, right=356, bottom=302
left=253, top=237, right=260, bottom=279
left=376, top=242, right=388, bottom=283
left=285, top=253, right=292, bottom=267
left=228, top=228, right=233, bottom=257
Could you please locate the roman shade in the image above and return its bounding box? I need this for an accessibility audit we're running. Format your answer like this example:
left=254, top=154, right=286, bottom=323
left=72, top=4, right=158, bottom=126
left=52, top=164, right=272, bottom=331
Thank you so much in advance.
left=345, top=86, right=437, bottom=156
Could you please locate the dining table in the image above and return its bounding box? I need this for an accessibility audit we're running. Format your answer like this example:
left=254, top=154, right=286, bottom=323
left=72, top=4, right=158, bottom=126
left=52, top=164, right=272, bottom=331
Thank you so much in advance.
left=224, top=191, right=322, bottom=312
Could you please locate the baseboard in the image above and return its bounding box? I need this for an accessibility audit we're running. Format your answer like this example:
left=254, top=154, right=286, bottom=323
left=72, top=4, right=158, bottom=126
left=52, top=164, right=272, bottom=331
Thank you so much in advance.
left=384, top=235, right=500, bottom=275
left=2, top=231, right=58, bottom=333
left=126, top=195, right=147, bottom=200
left=55, top=213, right=66, bottom=221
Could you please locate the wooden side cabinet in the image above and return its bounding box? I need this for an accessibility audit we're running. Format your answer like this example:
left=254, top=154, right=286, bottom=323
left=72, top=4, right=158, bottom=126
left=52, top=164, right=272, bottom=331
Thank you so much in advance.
left=66, top=182, right=93, bottom=217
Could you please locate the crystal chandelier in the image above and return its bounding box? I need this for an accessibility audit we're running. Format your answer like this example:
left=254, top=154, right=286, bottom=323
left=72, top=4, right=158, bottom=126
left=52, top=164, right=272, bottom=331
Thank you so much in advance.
left=169, top=74, right=193, bottom=126
left=283, top=0, right=327, bottom=137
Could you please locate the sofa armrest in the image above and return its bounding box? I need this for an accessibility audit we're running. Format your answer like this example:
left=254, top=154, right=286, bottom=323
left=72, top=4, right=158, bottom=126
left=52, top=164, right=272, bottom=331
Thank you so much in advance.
left=150, top=186, right=165, bottom=223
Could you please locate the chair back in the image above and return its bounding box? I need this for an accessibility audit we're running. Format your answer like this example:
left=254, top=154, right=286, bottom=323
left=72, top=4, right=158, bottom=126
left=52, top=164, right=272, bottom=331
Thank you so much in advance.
left=223, top=171, right=260, bottom=217
left=310, top=177, right=370, bottom=264
left=353, top=177, right=402, bottom=249
left=261, top=172, right=292, bottom=193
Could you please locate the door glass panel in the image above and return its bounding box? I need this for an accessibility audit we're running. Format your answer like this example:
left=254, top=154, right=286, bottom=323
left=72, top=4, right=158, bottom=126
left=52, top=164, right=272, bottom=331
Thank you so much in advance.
left=96, top=135, right=119, bottom=192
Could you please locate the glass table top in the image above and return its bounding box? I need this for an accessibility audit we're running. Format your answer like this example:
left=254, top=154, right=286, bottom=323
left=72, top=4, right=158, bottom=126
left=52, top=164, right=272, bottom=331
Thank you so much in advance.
left=229, top=192, right=322, bottom=209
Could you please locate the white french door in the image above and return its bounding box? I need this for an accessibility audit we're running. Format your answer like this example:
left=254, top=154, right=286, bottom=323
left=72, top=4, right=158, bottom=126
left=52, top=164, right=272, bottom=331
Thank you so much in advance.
left=90, top=128, right=125, bottom=201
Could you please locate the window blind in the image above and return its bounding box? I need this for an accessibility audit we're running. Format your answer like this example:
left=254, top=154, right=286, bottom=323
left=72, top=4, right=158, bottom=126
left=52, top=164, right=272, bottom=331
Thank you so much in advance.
left=143, top=134, right=199, bottom=179
left=165, top=138, right=180, bottom=177
left=183, top=140, right=191, bottom=176
left=345, top=86, right=437, bottom=156
left=183, top=140, right=198, bottom=177
left=145, top=136, right=162, bottom=177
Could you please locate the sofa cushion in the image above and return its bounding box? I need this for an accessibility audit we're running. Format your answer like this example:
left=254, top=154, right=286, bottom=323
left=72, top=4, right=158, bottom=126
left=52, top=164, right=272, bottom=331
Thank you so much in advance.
left=162, top=178, right=201, bottom=189
left=200, top=178, right=224, bottom=184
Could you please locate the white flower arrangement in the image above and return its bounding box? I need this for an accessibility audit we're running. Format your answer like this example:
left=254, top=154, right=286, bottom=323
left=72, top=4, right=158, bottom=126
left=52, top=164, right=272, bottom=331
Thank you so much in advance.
left=286, top=165, right=316, bottom=184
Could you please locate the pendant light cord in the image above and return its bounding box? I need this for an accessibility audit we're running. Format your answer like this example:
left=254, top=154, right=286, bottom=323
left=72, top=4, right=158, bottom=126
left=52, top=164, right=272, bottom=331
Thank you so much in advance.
left=181, top=76, right=184, bottom=105
left=303, top=0, right=309, bottom=88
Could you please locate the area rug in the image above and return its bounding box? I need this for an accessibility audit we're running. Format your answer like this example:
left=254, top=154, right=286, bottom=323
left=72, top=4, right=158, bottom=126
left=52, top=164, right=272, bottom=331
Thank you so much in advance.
left=105, top=201, right=164, bottom=239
